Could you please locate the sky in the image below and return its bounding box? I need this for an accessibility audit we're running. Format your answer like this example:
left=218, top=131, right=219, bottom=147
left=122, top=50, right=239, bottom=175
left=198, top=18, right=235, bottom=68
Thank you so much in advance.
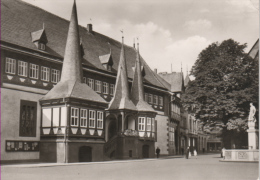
left=22, top=0, right=259, bottom=77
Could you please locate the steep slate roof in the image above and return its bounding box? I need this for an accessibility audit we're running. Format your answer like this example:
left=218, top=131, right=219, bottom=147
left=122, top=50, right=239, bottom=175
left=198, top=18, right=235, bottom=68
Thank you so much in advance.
left=41, top=0, right=107, bottom=104
left=107, top=39, right=136, bottom=111
left=159, top=72, right=184, bottom=93
left=131, top=44, right=155, bottom=112
left=248, top=39, right=259, bottom=60
left=1, top=0, right=170, bottom=91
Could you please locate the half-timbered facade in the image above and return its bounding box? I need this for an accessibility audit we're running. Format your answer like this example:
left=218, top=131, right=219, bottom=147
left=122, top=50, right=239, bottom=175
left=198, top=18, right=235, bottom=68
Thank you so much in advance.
left=1, top=0, right=172, bottom=163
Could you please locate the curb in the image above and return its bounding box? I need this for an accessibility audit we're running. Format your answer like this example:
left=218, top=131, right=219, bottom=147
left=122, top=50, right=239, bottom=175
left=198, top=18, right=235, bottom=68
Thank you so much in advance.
left=1, top=156, right=184, bottom=168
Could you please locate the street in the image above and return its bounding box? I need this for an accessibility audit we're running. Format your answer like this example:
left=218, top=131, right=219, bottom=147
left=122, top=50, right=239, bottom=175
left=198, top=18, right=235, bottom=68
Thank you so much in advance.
left=1, top=154, right=258, bottom=180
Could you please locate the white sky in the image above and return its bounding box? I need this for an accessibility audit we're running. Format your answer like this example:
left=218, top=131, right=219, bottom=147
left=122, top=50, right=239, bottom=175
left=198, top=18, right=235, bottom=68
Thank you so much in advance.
left=22, top=0, right=259, bottom=77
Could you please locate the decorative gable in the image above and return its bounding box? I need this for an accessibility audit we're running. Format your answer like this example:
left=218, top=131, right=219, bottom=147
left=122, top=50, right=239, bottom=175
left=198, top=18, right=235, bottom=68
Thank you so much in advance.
left=31, top=28, right=48, bottom=51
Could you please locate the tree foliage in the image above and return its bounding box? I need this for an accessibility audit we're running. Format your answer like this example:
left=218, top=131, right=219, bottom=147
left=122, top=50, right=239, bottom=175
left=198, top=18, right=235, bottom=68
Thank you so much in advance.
left=182, top=39, right=258, bottom=132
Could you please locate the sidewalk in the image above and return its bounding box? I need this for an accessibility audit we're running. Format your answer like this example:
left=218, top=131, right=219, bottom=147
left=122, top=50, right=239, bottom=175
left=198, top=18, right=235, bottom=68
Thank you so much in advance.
left=1, top=155, right=184, bottom=168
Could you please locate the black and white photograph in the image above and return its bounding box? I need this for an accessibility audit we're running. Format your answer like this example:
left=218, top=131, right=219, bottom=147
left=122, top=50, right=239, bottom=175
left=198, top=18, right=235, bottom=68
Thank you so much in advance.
left=1, top=0, right=259, bottom=179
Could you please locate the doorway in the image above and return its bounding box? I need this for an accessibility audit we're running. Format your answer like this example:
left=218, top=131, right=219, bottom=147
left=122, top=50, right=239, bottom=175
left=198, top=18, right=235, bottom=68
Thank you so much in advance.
left=142, top=145, right=149, bottom=158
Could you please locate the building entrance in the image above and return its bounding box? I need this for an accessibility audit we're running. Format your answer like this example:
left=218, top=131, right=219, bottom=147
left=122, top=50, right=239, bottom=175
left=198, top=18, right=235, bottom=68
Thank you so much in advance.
left=142, top=145, right=149, bottom=158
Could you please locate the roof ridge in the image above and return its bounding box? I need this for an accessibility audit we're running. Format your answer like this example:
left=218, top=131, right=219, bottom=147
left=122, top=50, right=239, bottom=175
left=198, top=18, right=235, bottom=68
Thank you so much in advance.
left=140, top=56, right=170, bottom=90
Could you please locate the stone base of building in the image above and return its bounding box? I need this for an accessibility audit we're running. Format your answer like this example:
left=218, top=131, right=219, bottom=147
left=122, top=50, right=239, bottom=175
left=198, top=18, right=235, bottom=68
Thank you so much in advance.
left=221, top=149, right=259, bottom=162
left=40, top=140, right=105, bottom=163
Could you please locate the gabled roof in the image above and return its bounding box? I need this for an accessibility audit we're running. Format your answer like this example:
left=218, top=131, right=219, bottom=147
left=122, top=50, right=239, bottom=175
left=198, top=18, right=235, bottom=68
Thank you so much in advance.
left=1, top=0, right=170, bottom=91
left=31, top=29, right=48, bottom=43
left=107, top=39, right=136, bottom=111
left=42, top=80, right=107, bottom=104
left=159, top=72, right=184, bottom=93
left=131, top=45, right=154, bottom=112
left=41, top=0, right=106, bottom=105
left=248, top=39, right=259, bottom=60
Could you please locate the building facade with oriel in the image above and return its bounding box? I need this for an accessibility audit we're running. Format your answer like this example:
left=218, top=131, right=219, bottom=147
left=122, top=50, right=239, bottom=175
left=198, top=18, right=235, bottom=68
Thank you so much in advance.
left=1, top=0, right=176, bottom=163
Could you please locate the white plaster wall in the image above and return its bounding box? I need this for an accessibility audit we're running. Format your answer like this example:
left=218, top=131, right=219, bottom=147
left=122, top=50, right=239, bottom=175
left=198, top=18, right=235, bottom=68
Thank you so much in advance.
left=155, top=114, right=168, bottom=155
left=1, top=88, right=43, bottom=160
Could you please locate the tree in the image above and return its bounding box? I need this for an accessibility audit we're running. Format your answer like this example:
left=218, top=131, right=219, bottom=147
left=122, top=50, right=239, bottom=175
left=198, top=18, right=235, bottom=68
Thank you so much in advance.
left=181, top=39, right=258, bottom=148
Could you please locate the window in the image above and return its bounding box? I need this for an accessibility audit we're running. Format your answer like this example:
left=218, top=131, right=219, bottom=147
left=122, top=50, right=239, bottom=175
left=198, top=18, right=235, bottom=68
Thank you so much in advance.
left=159, top=96, right=163, bottom=106
left=71, top=107, right=79, bottom=126
left=80, top=109, right=88, bottom=127
left=18, top=61, right=28, bottom=77
left=41, top=66, right=50, bottom=82
left=169, top=127, right=174, bottom=144
left=95, top=80, right=101, bottom=93
left=148, top=94, right=153, bottom=104
left=138, top=117, right=145, bottom=131
left=38, top=43, right=46, bottom=50
left=147, top=117, right=151, bottom=131
left=110, top=84, right=115, bottom=96
left=103, top=82, right=109, bottom=94
left=19, top=100, right=37, bottom=137
left=29, top=64, right=39, bottom=79
left=87, top=78, right=94, bottom=90
left=5, top=57, right=16, bottom=74
left=154, top=95, right=158, bottom=105
left=51, top=69, right=60, bottom=83
left=152, top=118, right=155, bottom=132
left=97, top=111, right=103, bottom=129
left=83, top=77, right=87, bottom=84
left=89, top=110, right=96, bottom=128
left=144, top=93, right=148, bottom=102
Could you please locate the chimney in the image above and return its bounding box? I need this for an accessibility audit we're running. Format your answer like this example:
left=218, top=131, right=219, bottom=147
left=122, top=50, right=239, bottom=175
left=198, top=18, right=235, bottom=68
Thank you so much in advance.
left=87, top=24, right=93, bottom=33
left=154, top=68, right=157, bottom=74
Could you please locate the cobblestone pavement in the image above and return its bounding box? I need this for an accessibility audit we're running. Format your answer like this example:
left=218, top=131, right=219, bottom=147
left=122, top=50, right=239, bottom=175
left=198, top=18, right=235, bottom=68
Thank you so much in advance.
left=1, top=154, right=259, bottom=180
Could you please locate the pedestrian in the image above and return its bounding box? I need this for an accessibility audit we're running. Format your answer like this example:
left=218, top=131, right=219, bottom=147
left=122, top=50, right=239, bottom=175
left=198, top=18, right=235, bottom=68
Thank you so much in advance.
left=186, top=146, right=190, bottom=159
left=194, top=149, right=197, bottom=159
left=181, top=147, right=184, bottom=155
left=203, top=148, right=205, bottom=153
left=156, top=147, right=160, bottom=158
left=189, top=151, right=191, bottom=158
left=222, top=147, right=226, bottom=160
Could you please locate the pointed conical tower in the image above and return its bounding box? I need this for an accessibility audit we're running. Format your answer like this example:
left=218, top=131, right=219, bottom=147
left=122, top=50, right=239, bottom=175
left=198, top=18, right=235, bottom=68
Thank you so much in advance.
left=131, top=42, right=155, bottom=112
left=131, top=42, right=156, bottom=138
left=107, top=36, right=136, bottom=111
left=40, top=0, right=108, bottom=163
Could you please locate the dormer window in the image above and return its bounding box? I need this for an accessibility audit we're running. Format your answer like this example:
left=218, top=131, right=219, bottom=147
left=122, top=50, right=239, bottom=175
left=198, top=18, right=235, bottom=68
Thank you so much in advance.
left=99, top=53, right=113, bottom=71
left=31, top=27, right=48, bottom=51
left=39, top=43, right=46, bottom=50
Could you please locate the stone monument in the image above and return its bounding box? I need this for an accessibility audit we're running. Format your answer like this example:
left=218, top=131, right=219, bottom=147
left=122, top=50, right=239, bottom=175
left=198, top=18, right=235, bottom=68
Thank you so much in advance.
left=221, top=103, right=259, bottom=162
left=247, top=103, right=258, bottom=150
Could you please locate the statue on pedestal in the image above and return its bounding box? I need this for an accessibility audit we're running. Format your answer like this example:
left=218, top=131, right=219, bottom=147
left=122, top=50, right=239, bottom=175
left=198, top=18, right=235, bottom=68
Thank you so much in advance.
left=248, top=103, right=256, bottom=123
